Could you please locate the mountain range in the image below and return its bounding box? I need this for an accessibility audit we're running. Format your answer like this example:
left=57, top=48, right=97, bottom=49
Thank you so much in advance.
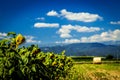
left=40, top=42, right=120, bottom=58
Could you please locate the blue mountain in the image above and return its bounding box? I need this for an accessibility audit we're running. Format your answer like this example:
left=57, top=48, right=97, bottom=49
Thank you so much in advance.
left=41, top=43, right=120, bottom=58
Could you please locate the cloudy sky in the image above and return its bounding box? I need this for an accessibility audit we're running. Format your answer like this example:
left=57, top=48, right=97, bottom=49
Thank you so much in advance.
left=0, top=0, right=120, bottom=45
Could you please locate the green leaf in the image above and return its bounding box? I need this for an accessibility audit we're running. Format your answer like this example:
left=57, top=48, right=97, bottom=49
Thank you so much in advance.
left=7, top=32, right=16, bottom=36
left=61, top=50, right=66, bottom=55
left=31, top=64, right=36, bottom=72
left=9, top=67, right=14, bottom=75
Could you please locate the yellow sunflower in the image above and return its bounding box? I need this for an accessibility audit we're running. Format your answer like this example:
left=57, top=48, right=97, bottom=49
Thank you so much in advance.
left=16, top=34, right=25, bottom=45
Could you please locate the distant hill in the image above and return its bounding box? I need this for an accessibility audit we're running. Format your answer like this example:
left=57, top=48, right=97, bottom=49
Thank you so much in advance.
left=41, top=43, right=120, bottom=58
left=102, top=41, right=120, bottom=46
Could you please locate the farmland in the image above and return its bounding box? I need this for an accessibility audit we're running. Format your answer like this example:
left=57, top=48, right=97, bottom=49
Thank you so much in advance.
left=60, top=56, right=120, bottom=80
left=64, top=63, right=120, bottom=80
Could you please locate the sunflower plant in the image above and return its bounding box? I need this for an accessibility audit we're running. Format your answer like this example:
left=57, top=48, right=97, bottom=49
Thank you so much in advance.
left=0, top=32, right=73, bottom=80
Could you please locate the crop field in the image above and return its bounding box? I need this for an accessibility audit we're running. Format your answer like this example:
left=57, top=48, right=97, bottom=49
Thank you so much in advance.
left=63, top=56, right=120, bottom=80
left=64, top=63, right=120, bottom=80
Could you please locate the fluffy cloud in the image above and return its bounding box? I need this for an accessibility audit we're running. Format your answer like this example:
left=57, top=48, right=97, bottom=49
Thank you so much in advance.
left=60, top=9, right=102, bottom=22
left=0, top=32, right=7, bottom=39
left=34, top=22, right=59, bottom=28
left=47, top=9, right=102, bottom=22
left=46, top=10, right=58, bottom=16
left=57, top=24, right=102, bottom=38
left=56, top=29, right=120, bottom=44
left=25, top=36, right=41, bottom=43
left=80, top=29, right=120, bottom=42
left=110, top=21, right=120, bottom=25
left=60, top=34, right=72, bottom=38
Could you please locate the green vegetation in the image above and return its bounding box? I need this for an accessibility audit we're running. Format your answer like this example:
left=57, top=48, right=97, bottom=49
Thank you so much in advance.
left=0, top=32, right=73, bottom=80
left=71, top=56, right=94, bottom=62
left=65, top=56, right=120, bottom=80
left=106, top=54, right=114, bottom=59
left=64, top=63, right=120, bottom=80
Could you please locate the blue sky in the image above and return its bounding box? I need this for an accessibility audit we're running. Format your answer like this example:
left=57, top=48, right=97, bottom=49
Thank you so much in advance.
left=0, top=0, right=120, bottom=46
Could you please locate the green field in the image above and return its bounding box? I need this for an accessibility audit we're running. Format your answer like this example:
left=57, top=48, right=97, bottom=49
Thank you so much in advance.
left=64, top=63, right=120, bottom=80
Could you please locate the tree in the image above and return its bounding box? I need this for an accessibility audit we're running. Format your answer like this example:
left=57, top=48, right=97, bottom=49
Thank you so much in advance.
left=106, top=54, right=114, bottom=59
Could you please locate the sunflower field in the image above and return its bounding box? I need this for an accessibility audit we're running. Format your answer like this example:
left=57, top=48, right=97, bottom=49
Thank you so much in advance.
left=0, top=32, right=73, bottom=80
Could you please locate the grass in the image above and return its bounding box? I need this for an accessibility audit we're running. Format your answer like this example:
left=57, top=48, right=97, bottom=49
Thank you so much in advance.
left=63, top=63, right=120, bottom=80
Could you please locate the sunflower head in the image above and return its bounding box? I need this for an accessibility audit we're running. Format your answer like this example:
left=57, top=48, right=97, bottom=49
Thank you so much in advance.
left=16, top=34, right=25, bottom=45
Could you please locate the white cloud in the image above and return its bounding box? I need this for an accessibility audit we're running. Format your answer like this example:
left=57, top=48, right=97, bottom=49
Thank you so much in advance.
left=34, top=22, right=59, bottom=28
left=47, top=9, right=103, bottom=22
left=0, top=32, right=7, bottom=37
left=57, top=24, right=102, bottom=38
left=60, top=9, right=102, bottom=22
left=36, top=17, right=45, bottom=20
left=0, top=32, right=7, bottom=39
left=64, top=39, right=80, bottom=43
left=47, top=10, right=59, bottom=16
left=25, top=36, right=41, bottom=43
left=110, top=21, right=120, bottom=25
left=57, top=24, right=73, bottom=38
left=76, top=26, right=101, bottom=32
left=60, top=34, right=72, bottom=38
left=81, top=29, right=120, bottom=42
left=56, top=29, right=120, bottom=44
left=55, top=39, right=80, bottom=44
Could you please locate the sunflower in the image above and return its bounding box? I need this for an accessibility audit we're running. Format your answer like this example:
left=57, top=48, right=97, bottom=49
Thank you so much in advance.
left=16, top=34, right=25, bottom=45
